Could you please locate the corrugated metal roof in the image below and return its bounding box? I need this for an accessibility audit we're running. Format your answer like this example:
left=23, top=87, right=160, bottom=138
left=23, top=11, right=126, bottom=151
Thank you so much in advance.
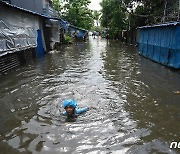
left=0, top=1, right=50, bottom=18
left=138, top=21, right=180, bottom=29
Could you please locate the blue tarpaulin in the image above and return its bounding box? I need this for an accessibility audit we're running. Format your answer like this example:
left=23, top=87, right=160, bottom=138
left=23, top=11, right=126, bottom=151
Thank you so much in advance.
left=60, top=19, right=68, bottom=30
left=59, top=19, right=88, bottom=39
left=138, top=22, right=180, bottom=69
left=36, top=29, right=44, bottom=58
left=69, top=25, right=88, bottom=39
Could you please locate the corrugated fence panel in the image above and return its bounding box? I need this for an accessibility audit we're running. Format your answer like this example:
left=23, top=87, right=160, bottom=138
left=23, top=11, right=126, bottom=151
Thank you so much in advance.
left=174, top=26, right=180, bottom=68
left=142, top=29, right=149, bottom=56
left=168, top=27, right=176, bottom=67
left=167, top=27, right=174, bottom=66
left=153, top=28, right=160, bottom=62
left=138, top=29, right=144, bottom=55
left=138, top=22, right=180, bottom=69
left=147, top=28, right=154, bottom=59
left=159, top=27, right=167, bottom=64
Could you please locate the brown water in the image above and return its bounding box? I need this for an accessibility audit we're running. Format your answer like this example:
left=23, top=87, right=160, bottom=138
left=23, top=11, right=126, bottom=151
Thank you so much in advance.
left=0, top=37, right=180, bottom=154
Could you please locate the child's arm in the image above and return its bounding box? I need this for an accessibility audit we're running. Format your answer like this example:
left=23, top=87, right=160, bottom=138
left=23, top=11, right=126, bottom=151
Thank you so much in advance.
left=75, top=107, right=88, bottom=114
left=63, top=111, right=67, bottom=115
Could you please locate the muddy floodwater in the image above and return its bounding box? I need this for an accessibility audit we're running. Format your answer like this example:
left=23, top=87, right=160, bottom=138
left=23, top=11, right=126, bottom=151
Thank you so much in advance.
left=0, top=37, right=180, bottom=154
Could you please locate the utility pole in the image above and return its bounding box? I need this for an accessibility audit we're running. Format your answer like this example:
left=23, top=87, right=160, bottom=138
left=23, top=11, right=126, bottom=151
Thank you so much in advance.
left=163, top=0, right=167, bottom=23
left=178, top=0, right=180, bottom=21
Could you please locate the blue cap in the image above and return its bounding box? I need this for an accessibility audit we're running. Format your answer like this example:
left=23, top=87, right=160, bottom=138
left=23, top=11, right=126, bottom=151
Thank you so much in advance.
left=62, top=99, right=77, bottom=109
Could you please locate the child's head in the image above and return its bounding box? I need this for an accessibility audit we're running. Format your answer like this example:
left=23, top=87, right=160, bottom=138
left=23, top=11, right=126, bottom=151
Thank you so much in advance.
left=62, top=99, right=77, bottom=116
left=65, top=106, right=74, bottom=116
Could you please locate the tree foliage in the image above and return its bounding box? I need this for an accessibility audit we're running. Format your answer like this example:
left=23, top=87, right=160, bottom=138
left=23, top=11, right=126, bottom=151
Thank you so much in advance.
left=93, top=10, right=101, bottom=26
left=100, top=0, right=127, bottom=38
left=100, top=0, right=179, bottom=38
left=52, top=0, right=94, bottom=30
left=128, top=0, right=179, bottom=28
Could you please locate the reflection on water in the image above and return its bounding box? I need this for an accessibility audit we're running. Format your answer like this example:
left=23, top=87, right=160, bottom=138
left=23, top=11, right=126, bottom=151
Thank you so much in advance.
left=0, top=37, right=180, bottom=154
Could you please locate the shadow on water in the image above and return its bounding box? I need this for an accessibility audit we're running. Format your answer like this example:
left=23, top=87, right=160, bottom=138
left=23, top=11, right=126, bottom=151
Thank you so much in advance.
left=0, top=37, right=179, bottom=153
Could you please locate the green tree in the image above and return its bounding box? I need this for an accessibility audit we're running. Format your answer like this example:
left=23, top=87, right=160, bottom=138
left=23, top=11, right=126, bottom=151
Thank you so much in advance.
left=100, top=0, right=179, bottom=38
left=52, top=0, right=94, bottom=30
left=100, top=0, right=127, bottom=39
left=127, top=0, right=179, bottom=27
left=52, top=0, right=65, bottom=16
left=93, top=10, right=101, bottom=26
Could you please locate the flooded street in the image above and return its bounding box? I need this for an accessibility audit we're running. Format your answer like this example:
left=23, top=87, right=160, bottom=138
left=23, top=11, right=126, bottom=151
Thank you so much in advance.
left=0, top=37, right=180, bottom=154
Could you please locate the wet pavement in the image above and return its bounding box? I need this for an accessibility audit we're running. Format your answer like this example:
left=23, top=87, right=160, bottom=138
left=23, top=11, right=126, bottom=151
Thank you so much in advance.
left=0, top=37, right=180, bottom=154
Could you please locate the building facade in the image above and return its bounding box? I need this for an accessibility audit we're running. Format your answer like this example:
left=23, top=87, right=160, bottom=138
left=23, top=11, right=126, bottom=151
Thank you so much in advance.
left=0, top=0, right=61, bottom=74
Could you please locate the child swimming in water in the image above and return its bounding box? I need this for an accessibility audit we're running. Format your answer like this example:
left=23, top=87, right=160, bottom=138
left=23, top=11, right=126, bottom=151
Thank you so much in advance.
left=62, top=99, right=88, bottom=117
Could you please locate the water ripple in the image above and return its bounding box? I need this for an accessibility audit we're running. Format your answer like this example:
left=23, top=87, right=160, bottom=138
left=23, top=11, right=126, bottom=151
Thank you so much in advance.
left=0, top=38, right=179, bottom=153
